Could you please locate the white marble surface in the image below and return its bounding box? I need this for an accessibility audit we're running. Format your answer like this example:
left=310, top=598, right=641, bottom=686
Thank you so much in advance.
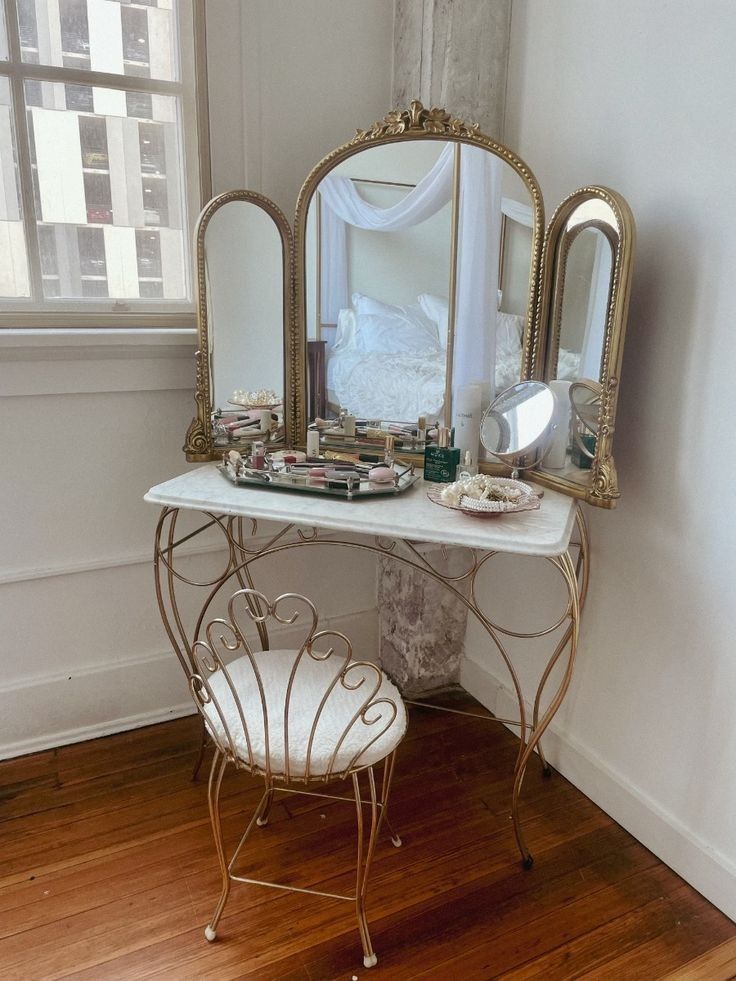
left=145, top=465, right=577, bottom=557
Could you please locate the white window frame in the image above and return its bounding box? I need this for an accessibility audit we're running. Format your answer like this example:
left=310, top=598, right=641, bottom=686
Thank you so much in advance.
left=0, top=0, right=210, bottom=328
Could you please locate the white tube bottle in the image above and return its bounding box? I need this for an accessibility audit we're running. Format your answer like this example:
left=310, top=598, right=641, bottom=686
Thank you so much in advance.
left=545, top=380, right=572, bottom=469
left=452, top=383, right=483, bottom=472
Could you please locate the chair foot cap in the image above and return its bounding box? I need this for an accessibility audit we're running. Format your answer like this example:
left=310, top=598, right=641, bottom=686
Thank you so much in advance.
left=363, top=953, right=378, bottom=968
left=522, top=854, right=534, bottom=870
left=256, top=816, right=269, bottom=826
left=391, top=835, right=402, bottom=847
left=204, top=926, right=217, bottom=942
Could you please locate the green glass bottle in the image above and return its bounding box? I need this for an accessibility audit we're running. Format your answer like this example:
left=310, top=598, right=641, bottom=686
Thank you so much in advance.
left=424, top=427, right=461, bottom=483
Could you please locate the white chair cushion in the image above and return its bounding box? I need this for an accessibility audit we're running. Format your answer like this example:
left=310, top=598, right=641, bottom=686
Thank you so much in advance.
left=201, top=649, right=407, bottom=780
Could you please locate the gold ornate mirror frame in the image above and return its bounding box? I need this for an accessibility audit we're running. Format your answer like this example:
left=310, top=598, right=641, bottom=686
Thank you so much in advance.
left=185, top=105, right=635, bottom=508
left=291, top=100, right=545, bottom=447
left=184, top=190, right=294, bottom=461
left=534, top=186, right=635, bottom=507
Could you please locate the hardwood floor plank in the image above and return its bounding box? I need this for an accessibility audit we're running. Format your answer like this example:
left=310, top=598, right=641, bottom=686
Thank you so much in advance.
left=299, top=833, right=657, bottom=980
left=0, top=696, right=732, bottom=979
left=660, top=935, right=736, bottom=980
left=408, top=864, right=686, bottom=980
left=576, top=899, right=736, bottom=980
left=499, top=883, right=726, bottom=979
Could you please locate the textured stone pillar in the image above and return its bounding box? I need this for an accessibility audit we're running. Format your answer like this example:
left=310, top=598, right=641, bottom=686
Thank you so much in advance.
left=378, top=546, right=472, bottom=696
left=379, top=1, right=512, bottom=692
left=392, top=0, right=512, bottom=136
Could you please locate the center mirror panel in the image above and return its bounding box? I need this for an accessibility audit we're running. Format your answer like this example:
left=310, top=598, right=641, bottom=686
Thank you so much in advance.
left=306, top=141, right=453, bottom=427
left=296, top=119, right=542, bottom=464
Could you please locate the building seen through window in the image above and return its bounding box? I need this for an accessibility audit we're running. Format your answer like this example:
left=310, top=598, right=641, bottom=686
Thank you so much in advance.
left=0, top=0, right=195, bottom=311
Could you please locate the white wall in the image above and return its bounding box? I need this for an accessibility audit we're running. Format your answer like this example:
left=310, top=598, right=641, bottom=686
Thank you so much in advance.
left=462, top=0, right=736, bottom=920
left=0, top=332, right=202, bottom=756
left=208, top=0, right=395, bottom=210
left=0, top=0, right=394, bottom=760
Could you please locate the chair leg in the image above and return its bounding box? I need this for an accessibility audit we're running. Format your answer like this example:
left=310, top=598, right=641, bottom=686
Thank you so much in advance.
left=192, top=716, right=209, bottom=781
left=352, top=767, right=381, bottom=968
left=377, top=751, right=402, bottom=847
left=256, top=778, right=275, bottom=827
left=204, top=749, right=231, bottom=941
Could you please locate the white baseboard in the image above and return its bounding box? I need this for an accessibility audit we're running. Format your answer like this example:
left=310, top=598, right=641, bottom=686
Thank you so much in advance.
left=460, top=657, right=736, bottom=923
left=0, top=608, right=377, bottom=762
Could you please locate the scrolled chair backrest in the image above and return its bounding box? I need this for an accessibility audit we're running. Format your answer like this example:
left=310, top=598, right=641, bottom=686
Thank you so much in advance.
left=189, top=589, right=399, bottom=782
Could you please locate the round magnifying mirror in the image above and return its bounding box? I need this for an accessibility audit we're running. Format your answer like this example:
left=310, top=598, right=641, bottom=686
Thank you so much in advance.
left=480, top=381, right=556, bottom=475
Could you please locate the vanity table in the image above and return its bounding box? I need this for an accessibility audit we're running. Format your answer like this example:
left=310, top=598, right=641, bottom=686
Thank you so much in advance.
left=146, top=464, right=589, bottom=867
left=153, top=98, right=636, bottom=874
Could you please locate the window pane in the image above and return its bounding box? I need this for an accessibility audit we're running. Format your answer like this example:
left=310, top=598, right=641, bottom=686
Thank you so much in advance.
left=0, top=78, right=30, bottom=297
left=126, top=90, right=152, bottom=120
left=139, top=279, right=163, bottom=298
left=66, top=84, right=94, bottom=112
left=17, top=0, right=38, bottom=62
left=0, top=2, right=8, bottom=60
left=77, top=225, right=106, bottom=274
left=136, top=228, right=161, bottom=276
left=136, top=228, right=163, bottom=296
left=24, top=79, right=187, bottom=300
left=16, top=0, right=179, bottom=81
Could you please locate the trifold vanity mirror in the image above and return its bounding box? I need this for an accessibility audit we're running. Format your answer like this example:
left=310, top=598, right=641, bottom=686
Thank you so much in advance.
left=185, top=101, right=635, bottom=508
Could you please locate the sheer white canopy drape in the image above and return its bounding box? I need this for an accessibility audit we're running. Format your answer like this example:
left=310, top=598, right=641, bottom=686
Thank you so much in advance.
left=318, top=144, right=502, bottom=396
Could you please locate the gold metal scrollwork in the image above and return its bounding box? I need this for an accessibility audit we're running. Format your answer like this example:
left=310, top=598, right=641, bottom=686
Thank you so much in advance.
left=154, top=503, right=589, bottom=867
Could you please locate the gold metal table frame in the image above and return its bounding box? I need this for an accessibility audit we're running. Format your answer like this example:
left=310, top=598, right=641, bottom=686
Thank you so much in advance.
left=152, top=499, right=589, bottom=869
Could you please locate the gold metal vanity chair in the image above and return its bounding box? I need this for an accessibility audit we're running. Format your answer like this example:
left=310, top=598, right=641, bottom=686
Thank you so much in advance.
left=189, top=588, right=406, bottom=969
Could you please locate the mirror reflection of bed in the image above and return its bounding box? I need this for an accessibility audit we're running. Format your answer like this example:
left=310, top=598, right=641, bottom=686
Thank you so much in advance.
left=305, top=140, right=536, bottom=433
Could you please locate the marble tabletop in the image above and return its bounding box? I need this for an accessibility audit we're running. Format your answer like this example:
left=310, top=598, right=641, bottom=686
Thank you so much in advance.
left=145, top=465, right=578, bottom=557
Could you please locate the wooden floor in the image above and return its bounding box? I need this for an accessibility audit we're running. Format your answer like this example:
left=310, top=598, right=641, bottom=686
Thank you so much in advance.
left=1, top=694, right=734, bottom=980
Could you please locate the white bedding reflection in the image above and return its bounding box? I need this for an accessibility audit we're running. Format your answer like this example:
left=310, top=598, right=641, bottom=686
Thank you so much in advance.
left=324, top=292, right=534, bottom=421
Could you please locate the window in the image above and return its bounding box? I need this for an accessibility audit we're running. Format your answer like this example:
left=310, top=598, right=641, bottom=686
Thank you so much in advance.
left=0, top=0, right=206, bottom=325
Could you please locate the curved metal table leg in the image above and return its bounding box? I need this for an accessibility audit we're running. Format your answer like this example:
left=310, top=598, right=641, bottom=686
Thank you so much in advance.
left=511, top=545, right=582, bottom=867
left=532, top=506, right=590, bottom=780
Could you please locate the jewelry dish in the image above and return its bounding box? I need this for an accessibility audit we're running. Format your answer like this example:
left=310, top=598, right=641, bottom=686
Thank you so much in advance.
left=427, top=475, right=541, bottom=517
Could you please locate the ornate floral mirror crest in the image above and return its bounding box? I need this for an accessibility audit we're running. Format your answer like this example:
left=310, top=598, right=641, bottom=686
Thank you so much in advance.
left=534, top=186, right=635, bottom=507
left=184, top=190, right=294, bottom=462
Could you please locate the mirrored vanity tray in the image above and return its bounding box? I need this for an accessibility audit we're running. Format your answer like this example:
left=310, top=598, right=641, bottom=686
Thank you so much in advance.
left=217, top=460, right=419, bottom=501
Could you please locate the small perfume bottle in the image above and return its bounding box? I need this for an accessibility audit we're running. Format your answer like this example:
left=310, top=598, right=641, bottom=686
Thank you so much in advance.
left=424, top=427, right=460, bottom=483
left=306, top=427, right=320, bottom=458
left=250, top=441, right=266, bottom=470
left=343, top=413, right=356, bottom=438
left=417, top=414, right=427, bottom=446
left=384, top=434, right=395, bottom=468
left=457, top=449, right=478, bottom=478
